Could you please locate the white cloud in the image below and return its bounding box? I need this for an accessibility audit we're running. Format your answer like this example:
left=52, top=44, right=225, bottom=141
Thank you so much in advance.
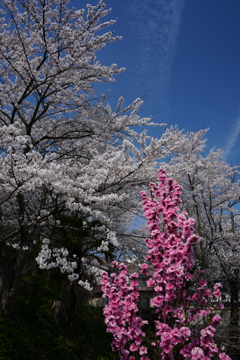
left=129, top=0, right=185, bottom=119
left=223, top=113, right=240, bottom=161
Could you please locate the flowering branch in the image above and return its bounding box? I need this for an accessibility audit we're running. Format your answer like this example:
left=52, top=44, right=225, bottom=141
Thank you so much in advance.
left=102, top=261, right=149, bottom=360
left=102, top=169, right=231, bottom=360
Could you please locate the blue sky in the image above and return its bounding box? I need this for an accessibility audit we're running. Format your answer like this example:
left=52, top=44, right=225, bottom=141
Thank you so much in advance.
left=72, top=0, right=240, bottom=164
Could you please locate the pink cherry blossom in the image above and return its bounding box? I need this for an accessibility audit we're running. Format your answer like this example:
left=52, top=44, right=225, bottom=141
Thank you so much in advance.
left=219, top=353, right=231, bottom=360
left=102, top=169, right=231, bottom=360
left=139, top=346, right=148, bottom=355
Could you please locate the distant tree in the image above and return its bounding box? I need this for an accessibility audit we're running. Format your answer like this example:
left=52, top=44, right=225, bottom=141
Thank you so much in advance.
left=0, top=0, right=169, bottom=316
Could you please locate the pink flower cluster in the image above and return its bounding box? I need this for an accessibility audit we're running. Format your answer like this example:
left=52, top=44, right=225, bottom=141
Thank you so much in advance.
left=102, top=261, right=149, bottom=360
left=102, top=169, right=231, bottom=360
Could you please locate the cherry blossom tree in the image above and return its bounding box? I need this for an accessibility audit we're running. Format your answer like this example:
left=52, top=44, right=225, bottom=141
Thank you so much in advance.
left=161, top=127, right=240, bottom=357
left=0, top=0, right=169, bottom=316
left=102, top=169, right=231, bottom=360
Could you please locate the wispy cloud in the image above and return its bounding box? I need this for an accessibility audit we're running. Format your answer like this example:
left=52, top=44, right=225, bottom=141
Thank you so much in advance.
left=129, top=0, right=185, bottom=120
left=223, top=112, right=240, bottom=161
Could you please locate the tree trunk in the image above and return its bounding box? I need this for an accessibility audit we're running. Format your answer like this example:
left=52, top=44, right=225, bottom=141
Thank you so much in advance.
left=68, top=283, right=77, bottom=332
left=0, top=203, right=32, bottom=317
left=0, top=242, right=30, bottom=317
left=0, top=242, right=12, bottom=315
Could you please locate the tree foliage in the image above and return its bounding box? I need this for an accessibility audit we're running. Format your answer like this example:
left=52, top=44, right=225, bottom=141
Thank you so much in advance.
left=0, top=0, right=168, bottom=315
left=161, top=127, right=240, bottom=357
